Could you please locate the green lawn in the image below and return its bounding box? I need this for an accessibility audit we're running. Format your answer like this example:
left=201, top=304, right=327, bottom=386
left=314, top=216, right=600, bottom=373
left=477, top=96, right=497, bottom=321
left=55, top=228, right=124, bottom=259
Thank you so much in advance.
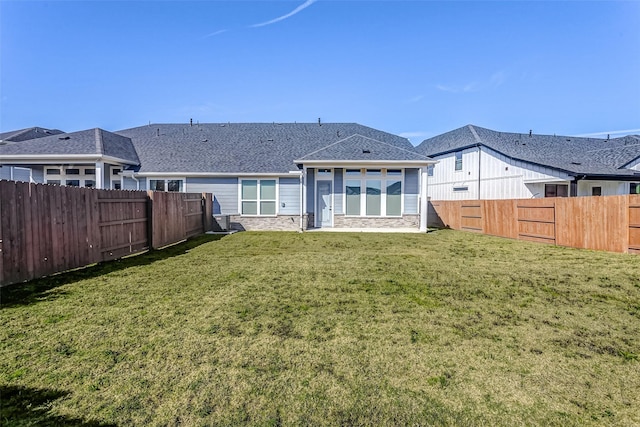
left=1, top=230, right=639, bottom=426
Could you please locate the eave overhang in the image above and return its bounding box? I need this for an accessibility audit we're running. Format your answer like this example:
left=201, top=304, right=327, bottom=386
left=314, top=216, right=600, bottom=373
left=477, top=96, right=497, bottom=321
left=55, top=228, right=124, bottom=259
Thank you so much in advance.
left=0, top=154, right=139, bottom=166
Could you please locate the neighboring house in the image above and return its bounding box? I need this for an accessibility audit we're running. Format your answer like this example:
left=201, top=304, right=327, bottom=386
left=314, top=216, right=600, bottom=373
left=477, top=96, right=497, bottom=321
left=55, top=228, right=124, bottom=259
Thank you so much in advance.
left=0, top=128, right=140, bottom=189
left=0, top=127, right=64, bottom=183
left=416, top=124, right=640, bottom=200
left=1, top=122, right=435, bottom=231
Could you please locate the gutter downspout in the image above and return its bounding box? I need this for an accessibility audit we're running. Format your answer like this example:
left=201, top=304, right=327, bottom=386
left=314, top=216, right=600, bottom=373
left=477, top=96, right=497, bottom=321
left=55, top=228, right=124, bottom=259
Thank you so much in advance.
left=122, top=170, right=140, bottom=190
left=299, top=169, right=304, bottom=232
left=419, top=167, right=429, bottom=232
left=477, top=144, right=482, bottom=200
left=302, top=166, right=307, bottom=232
left=570, top=175, right=586, bottom=197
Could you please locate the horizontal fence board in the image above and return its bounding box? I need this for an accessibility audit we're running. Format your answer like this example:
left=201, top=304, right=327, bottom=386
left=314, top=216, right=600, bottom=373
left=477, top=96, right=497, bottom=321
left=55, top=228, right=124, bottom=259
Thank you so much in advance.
left=1, top=180, right=212, bottom=286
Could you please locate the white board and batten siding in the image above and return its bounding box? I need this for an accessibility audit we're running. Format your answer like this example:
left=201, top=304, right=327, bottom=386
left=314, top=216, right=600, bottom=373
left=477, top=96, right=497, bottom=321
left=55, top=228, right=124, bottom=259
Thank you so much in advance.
left=428, top=146, right=572, bottom=200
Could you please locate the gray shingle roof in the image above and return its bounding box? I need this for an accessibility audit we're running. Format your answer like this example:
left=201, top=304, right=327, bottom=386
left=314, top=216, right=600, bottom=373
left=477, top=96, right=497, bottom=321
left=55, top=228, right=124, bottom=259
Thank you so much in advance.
left=116, top=123, right=419, bottom=174
left=416, top=124, right=640, bottom=177
left=296, top=134, right=431, bottom=162
left=0, top=127, right=64, bottom=143
left=0, top=128, right=140, bottom=164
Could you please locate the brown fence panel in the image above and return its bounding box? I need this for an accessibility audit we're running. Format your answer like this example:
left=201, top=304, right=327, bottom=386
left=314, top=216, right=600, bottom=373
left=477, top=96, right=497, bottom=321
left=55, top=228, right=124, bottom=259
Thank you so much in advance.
left=460, top=202, right=483, bottom=232
left=555, top=195, right=628, bottom=253
left=484, top=199, right=518, bottom=239
left=629, top=195, right=640, bottom=254
left=429, top=195, right=637, bottom=254
left=1, top=180, right=213, bottom=286
left=430, top=200, right=462, bottom=229
left=149, top=191, right=186, bottom=249
left=517, top=199, right=556, bottom=244
left=98, top=190, right=149, bottom=261
left=184, top=193, right=205, bottom=238
left=0, top=181, right=101, bottom=285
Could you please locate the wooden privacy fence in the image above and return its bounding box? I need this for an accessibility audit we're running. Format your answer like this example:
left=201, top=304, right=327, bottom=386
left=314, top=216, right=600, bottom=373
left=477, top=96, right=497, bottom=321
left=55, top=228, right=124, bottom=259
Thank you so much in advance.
left=429, top=195, right=640, bottom=255
left=0, top=180, right=213, bottom=286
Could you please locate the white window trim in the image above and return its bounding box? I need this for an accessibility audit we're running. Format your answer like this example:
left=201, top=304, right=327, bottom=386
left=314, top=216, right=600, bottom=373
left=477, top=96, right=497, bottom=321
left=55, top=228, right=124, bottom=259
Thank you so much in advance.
left=146, top=177, right=187, bottom=192
left=343, top=168, right=404, bottom=218
left=238, top=178, right=279, bottom=217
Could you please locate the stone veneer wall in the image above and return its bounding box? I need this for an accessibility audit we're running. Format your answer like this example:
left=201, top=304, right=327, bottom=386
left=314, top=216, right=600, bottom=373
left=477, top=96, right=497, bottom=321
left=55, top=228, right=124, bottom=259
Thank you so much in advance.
left=229, top=214, right=312, bottom=231
left=332, top=214, right=419, bottom=229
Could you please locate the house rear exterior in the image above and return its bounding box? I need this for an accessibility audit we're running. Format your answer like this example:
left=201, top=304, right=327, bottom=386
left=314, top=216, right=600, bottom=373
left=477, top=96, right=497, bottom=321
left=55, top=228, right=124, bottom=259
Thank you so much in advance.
left=0, top=122, right=435, bottom=232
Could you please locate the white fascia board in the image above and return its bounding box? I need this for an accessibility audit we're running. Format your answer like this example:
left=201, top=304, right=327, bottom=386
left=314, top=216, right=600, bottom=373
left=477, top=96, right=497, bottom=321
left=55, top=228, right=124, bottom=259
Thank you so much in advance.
left=294, top=160, right=437, bottom=167
left=0, top=154, right=138, bottom=166
left=132, top=172, right=296, bottom=178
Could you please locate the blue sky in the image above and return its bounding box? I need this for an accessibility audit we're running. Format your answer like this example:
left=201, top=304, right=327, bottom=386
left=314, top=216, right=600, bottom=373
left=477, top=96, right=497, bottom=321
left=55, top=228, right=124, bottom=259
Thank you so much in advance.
left=1, top=0, right=639, bottom=144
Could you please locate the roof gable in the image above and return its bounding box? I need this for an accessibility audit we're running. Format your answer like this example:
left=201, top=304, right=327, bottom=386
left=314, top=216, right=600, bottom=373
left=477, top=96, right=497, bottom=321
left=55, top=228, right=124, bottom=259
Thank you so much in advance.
left=296, top=134, right=431, bottom=162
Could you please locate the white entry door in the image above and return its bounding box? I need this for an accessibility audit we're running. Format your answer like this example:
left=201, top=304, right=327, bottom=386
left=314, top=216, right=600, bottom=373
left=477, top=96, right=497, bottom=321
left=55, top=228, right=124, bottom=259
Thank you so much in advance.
left=317, top=181, right=332, bottom=227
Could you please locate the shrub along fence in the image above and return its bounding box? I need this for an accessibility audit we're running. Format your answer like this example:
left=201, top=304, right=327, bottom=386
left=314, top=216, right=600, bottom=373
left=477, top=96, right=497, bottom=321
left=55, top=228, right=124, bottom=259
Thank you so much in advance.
left=0, top=180, right=213, bottom=286
left=429, top=195, right=640, bottom=255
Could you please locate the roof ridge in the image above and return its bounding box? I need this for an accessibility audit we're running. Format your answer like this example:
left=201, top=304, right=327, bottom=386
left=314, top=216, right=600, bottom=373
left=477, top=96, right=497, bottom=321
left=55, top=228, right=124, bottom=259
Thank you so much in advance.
left=95, top=128, right=104, bottom=155
left=467, top=125, right=482, bottom=143
left=296, top=133, right=379, bottom=159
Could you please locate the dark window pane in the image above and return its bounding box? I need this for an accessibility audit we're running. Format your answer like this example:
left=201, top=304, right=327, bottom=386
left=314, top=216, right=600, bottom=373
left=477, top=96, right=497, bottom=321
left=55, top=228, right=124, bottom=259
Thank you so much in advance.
left=46, top=168, right=60, bottom=175
left=66, top=180, right=80, bottom=187
left=65, top=169, right=80, bottom=175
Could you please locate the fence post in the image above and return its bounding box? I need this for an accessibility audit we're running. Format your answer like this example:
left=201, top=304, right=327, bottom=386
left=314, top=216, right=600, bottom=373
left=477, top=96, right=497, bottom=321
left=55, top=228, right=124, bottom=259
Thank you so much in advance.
left=146, top=191, right=154, bottom=250
left=202, top=193, right=213, bottom=232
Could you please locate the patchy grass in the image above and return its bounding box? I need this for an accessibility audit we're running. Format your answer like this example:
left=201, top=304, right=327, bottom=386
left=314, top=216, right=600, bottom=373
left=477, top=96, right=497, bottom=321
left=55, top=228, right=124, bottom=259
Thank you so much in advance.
left=1, top=230, right=639, bottom=426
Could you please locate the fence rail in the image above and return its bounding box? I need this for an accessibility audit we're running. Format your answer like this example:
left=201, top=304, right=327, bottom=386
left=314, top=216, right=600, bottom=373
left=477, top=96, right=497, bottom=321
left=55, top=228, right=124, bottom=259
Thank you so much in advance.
left=429, top=195, right=640, bottom=255
left=0, top=180, right=213, bottom=286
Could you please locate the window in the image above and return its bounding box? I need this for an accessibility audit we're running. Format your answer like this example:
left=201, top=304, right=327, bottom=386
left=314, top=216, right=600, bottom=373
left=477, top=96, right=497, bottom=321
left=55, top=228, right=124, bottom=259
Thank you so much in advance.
left=631, top=183, right=640, bottom=194
left=46, top=168, right=60, bottom=175
left=65, top=168, right=80, bottom=175
left=366, top=180, right=381, bottom=216
left=168, top=180, right=183, bottom=192
left=149, top=179, right=184, bottom=192
left=545, top=184, right=569, bottom=198
left=85, top=168, right=96, bottom=175
left=241, top=179, right=276, bottom=215
left=346, top=180, right=361, bottom=215
left=345, top=169, right=402, bottom=217
left=149, top=180, right=165, bottom=191
left=386, top=179, right=402, bottom=216
left=455, top=151, right=463, bottom=171
left=112, top=182, right=122, bottom=190
left=85, top=180, right=96, bottom=188
left=112, top=168, right=122, bottom=175
left=592, top=187, right=602, bottom=196
left=427, top=165, right=434, bottom=177
left=66, top=180, right=80, bottom=187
